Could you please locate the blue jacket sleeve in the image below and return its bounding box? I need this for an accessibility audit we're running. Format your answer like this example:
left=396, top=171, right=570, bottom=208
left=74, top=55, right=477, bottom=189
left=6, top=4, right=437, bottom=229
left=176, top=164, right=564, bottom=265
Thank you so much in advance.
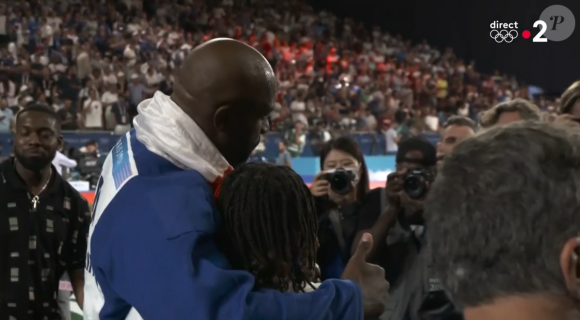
left=93, top=174, right=363, bottom=320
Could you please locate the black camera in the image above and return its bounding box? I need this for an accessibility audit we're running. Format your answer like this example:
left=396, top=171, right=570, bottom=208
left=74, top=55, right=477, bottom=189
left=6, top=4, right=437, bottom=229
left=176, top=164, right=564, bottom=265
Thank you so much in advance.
left=324, top=168, right=356, bottom=195
left=403, top=169, right=432, bottom=199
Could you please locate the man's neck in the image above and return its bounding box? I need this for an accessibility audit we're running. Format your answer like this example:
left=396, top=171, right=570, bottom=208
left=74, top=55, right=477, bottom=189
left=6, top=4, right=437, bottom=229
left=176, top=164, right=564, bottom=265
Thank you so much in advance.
left=15, top=158, right=52, bottom=189
left=465, top=295, right=580, bottom=320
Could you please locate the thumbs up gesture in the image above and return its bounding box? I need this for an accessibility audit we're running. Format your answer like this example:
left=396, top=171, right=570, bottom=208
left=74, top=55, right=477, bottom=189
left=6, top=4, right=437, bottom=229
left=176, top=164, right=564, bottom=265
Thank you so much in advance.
left=341, top=233, right=390, bottom=317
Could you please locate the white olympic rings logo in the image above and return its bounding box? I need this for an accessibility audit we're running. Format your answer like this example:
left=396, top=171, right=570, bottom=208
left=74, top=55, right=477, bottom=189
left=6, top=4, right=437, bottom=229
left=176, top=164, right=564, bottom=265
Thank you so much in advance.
left=490, top=29, right=518, bottom=43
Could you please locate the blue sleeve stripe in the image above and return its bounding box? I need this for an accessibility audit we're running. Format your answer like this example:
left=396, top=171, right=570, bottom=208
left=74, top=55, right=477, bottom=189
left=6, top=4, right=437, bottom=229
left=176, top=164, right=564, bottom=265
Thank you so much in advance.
left=112, top=134, right=133, bottom=189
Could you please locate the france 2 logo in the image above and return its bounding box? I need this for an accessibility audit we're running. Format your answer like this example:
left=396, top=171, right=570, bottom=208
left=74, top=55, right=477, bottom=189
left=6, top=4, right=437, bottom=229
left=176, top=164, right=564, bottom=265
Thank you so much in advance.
left=490, top=5, right=575, bottom=44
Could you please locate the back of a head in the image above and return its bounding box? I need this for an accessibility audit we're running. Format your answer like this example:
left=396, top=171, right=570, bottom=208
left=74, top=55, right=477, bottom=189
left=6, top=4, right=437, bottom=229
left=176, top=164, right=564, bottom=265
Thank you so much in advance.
left=560, top=81, right=580, bottom=114
left=172, top=38, right=277, bottom=167
left=216, top=163, right=318, bottom=292
left=443, top=116, right=477, bottom=131
left=479, top=98, right=541, bottom=129
left=426, top=121, right=580, bottom=307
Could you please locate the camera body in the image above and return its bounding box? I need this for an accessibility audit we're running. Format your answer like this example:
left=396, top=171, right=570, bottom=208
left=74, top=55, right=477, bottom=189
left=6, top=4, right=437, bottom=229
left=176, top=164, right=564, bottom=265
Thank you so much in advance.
left=323, top=168, right=356, bottom=195
left=403, top=169, right=434, bottom=199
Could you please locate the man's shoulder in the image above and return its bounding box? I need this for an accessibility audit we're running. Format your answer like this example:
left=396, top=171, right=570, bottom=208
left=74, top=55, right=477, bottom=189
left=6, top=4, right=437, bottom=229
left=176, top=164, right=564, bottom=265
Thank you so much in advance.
left=103, top=171, right=216, bottom=238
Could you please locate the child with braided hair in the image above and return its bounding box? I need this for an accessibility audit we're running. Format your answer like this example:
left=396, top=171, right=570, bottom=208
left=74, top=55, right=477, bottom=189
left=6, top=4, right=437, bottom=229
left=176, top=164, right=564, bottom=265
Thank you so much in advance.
left=215, top=162, right=321, bottom=292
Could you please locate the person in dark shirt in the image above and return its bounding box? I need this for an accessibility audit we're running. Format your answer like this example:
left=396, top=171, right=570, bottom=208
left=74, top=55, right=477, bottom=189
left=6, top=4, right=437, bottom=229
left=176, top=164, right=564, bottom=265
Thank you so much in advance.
left=310, top=137, right=370, bottom=280
left=57, top=99, right=78, bottom=131
left=427, top=121, right=580, bottom=320
left=354, top=137, right=462, bottom=320
left=37, top=68, right=56, bottom=105
left=158, top=69, right=173, bottom=96
left=57, top=68, right=81, bottom=104
left=111, top=95, right=131, bottom=134
left=12, top=62, right=33, bottom=89
left=0, top=104, right=90, bottom=320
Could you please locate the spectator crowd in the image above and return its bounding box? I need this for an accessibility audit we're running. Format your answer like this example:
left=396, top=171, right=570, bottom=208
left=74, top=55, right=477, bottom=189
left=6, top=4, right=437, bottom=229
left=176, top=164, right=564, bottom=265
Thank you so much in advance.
left=0, top=0, right=563, bottom=157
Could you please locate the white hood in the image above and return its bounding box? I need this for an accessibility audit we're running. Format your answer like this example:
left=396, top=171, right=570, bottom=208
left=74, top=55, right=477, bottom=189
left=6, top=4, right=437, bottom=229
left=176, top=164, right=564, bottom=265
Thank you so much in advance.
left=133, top=91, right=232, bottom=185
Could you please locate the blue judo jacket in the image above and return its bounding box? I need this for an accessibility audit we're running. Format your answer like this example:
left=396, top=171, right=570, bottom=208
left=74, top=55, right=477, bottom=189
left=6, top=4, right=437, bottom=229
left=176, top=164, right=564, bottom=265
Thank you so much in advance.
left=84, top=130, right=364, bottom=320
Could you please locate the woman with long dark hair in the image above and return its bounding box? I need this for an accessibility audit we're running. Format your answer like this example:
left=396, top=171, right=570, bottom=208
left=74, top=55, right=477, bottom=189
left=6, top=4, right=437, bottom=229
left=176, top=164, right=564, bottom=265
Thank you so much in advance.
left=310, top=136, right=370, bottom=280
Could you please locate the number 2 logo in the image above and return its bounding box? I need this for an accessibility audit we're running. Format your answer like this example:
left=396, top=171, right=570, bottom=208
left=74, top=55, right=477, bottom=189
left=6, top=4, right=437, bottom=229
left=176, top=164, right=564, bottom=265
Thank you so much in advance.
left=533, top=20, right=548, bottom=42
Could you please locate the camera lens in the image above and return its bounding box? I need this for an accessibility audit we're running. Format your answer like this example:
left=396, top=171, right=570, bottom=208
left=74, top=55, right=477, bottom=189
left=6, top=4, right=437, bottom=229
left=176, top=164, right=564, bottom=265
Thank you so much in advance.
left=326, top=169, right=354, bottom=195
left=403, top=171, right=426, bottom=199
left=330, top=173, right=349, bottom=194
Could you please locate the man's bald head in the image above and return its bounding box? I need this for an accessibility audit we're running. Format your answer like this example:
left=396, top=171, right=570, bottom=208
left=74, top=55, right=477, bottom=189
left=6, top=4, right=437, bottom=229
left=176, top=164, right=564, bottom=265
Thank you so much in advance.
left=171, top=38, right=276, bottom=167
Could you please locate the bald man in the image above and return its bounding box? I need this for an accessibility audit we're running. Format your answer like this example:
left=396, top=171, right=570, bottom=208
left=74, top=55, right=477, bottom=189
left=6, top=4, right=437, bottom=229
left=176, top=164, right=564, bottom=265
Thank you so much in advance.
left=84, top=39, right=387, bottom=320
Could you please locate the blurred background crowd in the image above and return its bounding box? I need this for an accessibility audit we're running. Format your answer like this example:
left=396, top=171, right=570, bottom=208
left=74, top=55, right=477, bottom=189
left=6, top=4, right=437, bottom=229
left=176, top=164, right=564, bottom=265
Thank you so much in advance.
left=0, top=0, right=565, bottom=173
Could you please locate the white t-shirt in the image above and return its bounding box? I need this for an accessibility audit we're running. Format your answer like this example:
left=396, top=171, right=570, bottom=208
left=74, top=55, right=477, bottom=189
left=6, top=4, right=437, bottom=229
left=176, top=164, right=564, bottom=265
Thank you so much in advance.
left=103, top=73, right=118, bottom=85
left=123, top=46, right=137, bottom=66
left=301, top=282, right=321, bottom=293
left=458, top=104, right=469, bottom=116
left=145, top=72, right=160, bottom=87
left=270, top=102, right=283, bottom=120
left=101, top=91, right=119, bottom=106
left=290, top=100, right=308, bottom=126
left=424, top=115, right=439, bottom=131
left=84, top=99, right=103, bottom=128
left=385, top=128, right=398, bottom=153
left=364, top=114, right=377, bottom=129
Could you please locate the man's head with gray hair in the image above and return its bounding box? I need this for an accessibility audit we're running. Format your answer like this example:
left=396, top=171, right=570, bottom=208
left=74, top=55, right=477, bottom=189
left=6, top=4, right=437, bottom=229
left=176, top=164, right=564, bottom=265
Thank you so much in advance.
left=426, top=121, right=580, bottom=320
left=479, top=98, right=541, bottom=128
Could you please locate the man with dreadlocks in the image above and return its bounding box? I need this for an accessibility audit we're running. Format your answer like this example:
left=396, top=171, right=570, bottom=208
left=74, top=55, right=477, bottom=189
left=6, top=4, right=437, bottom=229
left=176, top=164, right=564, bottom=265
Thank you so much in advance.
left=216, top=163, right=321, bottom=293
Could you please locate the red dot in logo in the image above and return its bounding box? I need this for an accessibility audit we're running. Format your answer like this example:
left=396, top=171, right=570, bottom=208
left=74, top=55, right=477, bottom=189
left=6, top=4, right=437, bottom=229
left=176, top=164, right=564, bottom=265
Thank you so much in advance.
left=522, top=30, right=531, bottom=39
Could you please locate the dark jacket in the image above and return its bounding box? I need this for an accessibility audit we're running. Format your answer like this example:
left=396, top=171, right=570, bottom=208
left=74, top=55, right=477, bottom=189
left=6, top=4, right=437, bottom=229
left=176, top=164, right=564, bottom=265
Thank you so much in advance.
left=315, top=196, right=361, bottom=280
left=358, top=188, right=464, bottom=320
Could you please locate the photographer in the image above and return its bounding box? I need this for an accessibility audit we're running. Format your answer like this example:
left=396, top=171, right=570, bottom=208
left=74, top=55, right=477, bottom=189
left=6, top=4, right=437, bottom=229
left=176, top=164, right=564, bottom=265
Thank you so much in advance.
left=310, top=137, right=370, bottom=280
left=354, top=137, right=462, bottom=320
left=76, top=140, right=103, bottom=188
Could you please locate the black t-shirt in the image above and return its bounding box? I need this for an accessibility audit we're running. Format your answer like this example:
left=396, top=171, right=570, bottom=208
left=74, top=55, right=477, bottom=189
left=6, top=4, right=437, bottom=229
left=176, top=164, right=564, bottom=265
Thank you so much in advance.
left=315, top=196, right=362, bottom=278
left=57, top=108, right=78, bottom=130
left=58, top=76, right=80, bottom=101
left=356, top=188, right=383, bottom=230
left=112, top=101, right=129, bottom=125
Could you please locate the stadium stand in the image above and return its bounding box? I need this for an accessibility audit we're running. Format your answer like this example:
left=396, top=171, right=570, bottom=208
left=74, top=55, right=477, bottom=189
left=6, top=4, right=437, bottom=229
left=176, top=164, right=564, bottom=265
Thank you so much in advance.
left=0, top=0, right=560, bottom=167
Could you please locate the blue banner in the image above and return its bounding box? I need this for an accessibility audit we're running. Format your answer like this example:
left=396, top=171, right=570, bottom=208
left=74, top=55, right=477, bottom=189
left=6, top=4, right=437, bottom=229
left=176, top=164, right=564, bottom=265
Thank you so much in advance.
left=0, top=131, right=441, bottom=159
left=293, top=156, right=396, bottom=183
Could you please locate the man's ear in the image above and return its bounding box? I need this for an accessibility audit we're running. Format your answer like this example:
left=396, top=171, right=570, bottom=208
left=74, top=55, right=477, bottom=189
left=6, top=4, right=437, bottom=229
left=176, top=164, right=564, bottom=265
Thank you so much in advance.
left=560, top=237, right=580, bottom=300
left=213, top=105, right=232, bottom=132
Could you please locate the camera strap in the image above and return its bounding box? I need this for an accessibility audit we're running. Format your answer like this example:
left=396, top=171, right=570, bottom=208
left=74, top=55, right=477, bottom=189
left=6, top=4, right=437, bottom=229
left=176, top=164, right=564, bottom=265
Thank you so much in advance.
left=328, top=209, right=347, bottom=257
